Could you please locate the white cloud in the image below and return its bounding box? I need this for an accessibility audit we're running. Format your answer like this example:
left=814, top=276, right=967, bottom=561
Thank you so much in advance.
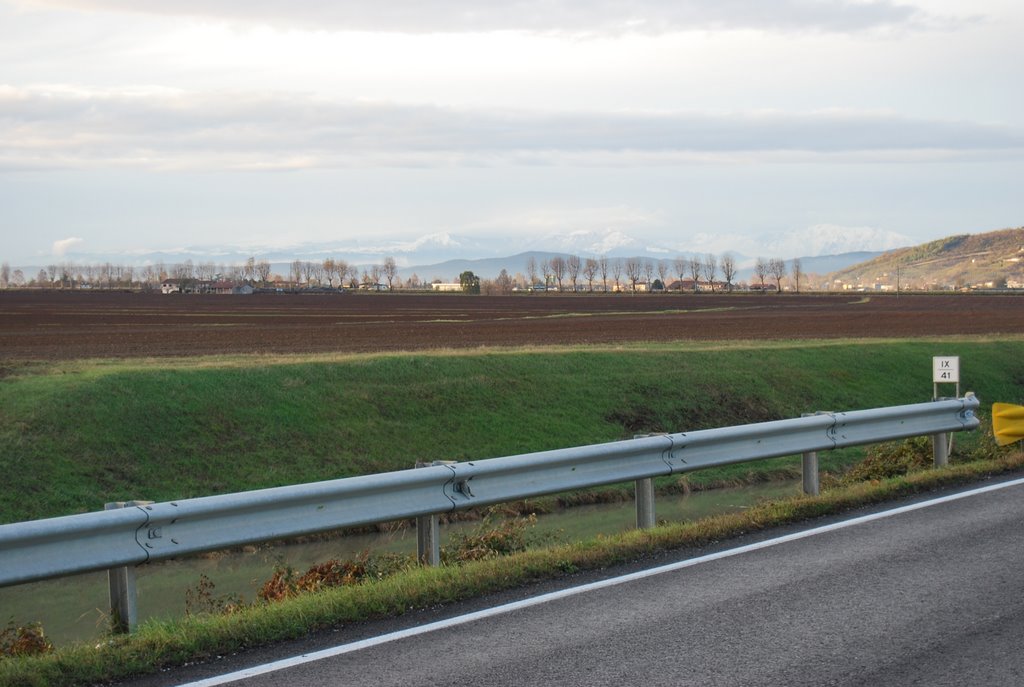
left=51, top=236, right=84, bottom=256
left=2, top=86, right=1021, bottom=171
left=18, top=0, right=935, bottom=34
left=473, top=207, right=660, bottom=233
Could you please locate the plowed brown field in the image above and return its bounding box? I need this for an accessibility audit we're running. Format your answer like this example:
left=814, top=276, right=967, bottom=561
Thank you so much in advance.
left=1, top=290, right=1022, bottom=361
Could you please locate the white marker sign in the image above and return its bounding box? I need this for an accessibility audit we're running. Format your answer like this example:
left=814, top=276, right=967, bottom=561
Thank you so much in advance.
left=933, top=356, right=960, bottom=383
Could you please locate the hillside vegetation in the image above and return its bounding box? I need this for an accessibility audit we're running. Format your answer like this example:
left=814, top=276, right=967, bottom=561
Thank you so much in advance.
left=829, top=227, right=1024, bottom=289
left=2, top=338, right=1023, bottom=525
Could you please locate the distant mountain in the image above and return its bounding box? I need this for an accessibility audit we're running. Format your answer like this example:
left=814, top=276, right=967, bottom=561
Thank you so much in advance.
left=8, top=226, right=946, bottom=287
left=826, top=227, right=1024, bottom=289
left=755, top=224, right=911, bottom=258
left=402, top=250, right=882, bottom=283
left=403, top=252, right=554, bottom=282
left=521, top=229, right=675, bottom=258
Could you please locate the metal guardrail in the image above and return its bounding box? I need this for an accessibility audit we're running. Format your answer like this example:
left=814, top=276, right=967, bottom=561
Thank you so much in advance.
left=0, top=395, right=979, bottom=594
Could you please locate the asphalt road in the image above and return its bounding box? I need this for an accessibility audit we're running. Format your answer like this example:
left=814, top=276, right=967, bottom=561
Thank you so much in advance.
left=144, top=478, right=1024, bottom=687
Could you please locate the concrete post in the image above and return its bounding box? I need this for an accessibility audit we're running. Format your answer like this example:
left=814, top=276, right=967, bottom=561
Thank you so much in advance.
left=635, top=478, right=656, bottom=529
left=932, top=432, right=949, bottom=468
left=802, top=451, right=819, bottom=496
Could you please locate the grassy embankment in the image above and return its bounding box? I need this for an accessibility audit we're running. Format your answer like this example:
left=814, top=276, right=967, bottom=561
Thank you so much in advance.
left=2, top=337, right=1024, bottom=684
left=2, top=337, right=1023, bottom=524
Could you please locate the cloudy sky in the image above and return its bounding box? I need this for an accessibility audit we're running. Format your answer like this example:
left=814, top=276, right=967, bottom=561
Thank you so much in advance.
left=1, top=0, right=1022, bottom=264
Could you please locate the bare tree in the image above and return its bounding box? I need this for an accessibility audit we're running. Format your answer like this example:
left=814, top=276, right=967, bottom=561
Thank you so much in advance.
left=754, top=257, right=768, bottom=292
left=791, top=258, right=803, bottom=293
left=703, top=254, right=718, bottom=292
left=656, top=260, right=670, bottom=291
left=256, top=259, right=271, bottom=285
left=58, top=262, right=72, bottom=288
left=688, top=257, right=702, bottom=292
left=290, top=260, right=303, bottom=285
left=382, top=256, right=399, bottom=290
left=334, top=259, right=349, bottom=287
left=640, top=260, right=653, bottom=292
left=540, top=260, right=552, bottom=289
left=583, top=258, right=598, bottom=291
left=674, top=256, right=688, bottom=292
left=310, top=261, right=325, bottom=286
left=598, top=256, right=609, bottom=291
left=611, top=258, right=622, bottom=291
left=139, top=265, right=155, bottom=289
left=549, top=256, right=566, bottom=291
left=196, top=261, right=216, bottom=282
left=720, top=253, right=737, bottom=292
left=346, top=265, right=360, bottom=288
left=526, top=256, right=538, bottom=287
left=369, top=263, right=382, bottom=286
left=566, top=254, right=581, bottom=292
left=46, top=264, right=58, bottom=287
left=625, top=257, right=642, bottom=292
left=173, top=260, right=194, bottom=280
left=322, top=258, right=337, bottom=287
left=769, top=258, right=787, bottom=293
left=1, top=261, right=11, bottom=288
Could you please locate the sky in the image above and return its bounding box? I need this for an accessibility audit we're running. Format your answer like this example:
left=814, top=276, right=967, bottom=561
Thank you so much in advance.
left=1, top=0, right=1022, bottom=266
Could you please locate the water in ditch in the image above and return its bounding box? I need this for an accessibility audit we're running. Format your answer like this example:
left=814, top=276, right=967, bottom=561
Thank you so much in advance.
left=0, top=480, right=800, bottom=647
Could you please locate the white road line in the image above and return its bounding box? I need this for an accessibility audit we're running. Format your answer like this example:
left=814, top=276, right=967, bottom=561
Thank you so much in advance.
left=177, top=476, right=1024, bottom=687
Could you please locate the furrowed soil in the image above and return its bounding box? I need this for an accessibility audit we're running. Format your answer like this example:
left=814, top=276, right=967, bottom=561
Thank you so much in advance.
left=2, top=290, right=1023, bottom=361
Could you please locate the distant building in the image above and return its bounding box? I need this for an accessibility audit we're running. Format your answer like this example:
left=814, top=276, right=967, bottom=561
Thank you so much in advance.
left=160, top=279, right=183, bottom=294
left=208, top=280, right=236, bottom=295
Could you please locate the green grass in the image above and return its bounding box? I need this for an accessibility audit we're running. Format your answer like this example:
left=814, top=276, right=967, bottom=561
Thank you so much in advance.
left=3, top=450, right=1022, bottom=687
left=2, top=337, right=1024, bottom=524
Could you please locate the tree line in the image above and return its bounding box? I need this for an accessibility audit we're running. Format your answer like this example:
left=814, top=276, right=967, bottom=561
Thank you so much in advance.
left=0, top=253, right=808, bottom=293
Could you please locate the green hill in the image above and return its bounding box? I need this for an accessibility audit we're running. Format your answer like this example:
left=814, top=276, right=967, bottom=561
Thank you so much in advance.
left=828, top=227, right=1024, bottom=290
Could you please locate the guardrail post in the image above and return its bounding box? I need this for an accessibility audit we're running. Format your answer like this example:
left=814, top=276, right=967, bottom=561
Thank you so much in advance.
left=416, top=513, right=441, bottom=566
left=631, top=433, right=661, bottom=529
left=635, top=478, right=656, bottom=529
left=415, top=461, right=450, bottom=566
left=932, top=432, right=949, bottom=468
left=802, top=451, right=819, bottom=496
left=104, top=501, right=146, bottom=634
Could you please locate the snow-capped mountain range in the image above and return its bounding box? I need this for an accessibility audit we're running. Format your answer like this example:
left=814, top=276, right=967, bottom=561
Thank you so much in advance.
left=26, top=226, right=913, bottom=281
